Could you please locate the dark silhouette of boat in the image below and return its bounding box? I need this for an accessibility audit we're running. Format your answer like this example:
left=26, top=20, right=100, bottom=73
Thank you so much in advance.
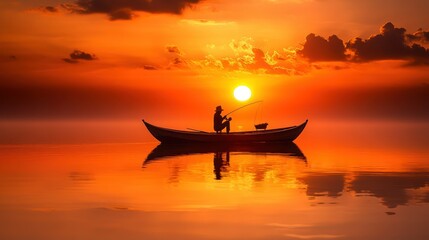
left=142, top=119, right=308, bottom=143
left=144, top=142, right=306, bottom=163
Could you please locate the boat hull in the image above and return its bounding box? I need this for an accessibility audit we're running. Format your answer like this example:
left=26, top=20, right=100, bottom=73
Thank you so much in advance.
left=143, top=119, right=308, bottom=143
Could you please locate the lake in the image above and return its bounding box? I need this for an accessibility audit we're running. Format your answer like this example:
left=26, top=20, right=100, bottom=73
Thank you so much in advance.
left=0, top=121, right=428, bottom=240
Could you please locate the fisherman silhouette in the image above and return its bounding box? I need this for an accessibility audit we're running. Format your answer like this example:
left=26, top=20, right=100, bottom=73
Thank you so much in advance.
left=213, top=105, right=232, bottom=133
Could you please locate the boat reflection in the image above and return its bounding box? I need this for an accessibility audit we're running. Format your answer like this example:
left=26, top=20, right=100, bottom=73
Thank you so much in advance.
left=144, top=142, right=306, bottom=180
left=144, top=142, right=306, bottom=162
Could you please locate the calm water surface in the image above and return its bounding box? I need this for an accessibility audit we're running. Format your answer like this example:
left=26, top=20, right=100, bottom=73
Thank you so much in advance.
left=0, top=121, right=428, bottom=240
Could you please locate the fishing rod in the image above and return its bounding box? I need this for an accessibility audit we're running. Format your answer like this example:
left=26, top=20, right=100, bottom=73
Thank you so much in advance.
left=186, top=128, right=208, bottom=133
left=225, top=100, right=263, bottom=117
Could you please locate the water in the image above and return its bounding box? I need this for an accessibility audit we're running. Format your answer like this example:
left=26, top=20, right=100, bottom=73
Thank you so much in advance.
left=0, top=121, right=428, bottom=240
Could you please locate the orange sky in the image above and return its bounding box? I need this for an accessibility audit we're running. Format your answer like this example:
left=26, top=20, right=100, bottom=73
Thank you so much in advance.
left=0, top=0, right=428, bottom=125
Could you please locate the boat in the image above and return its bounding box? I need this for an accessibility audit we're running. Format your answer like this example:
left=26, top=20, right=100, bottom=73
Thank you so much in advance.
left=142, top=119, right=308, bottom=143
left=144, top=142, right=306, bottom=163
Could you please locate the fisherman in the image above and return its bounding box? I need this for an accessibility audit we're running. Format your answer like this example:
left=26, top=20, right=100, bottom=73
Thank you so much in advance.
left=213, top=105, right=232, bottom=133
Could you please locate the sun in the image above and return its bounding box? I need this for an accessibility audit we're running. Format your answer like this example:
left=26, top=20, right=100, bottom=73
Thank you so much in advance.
left=234, top=85, right=252, bottom=101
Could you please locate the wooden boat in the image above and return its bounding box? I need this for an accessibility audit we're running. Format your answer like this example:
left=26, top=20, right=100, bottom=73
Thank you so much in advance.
left=142, top=119, right=308, bottom=143
left=144, top=142, right=306, bottom=163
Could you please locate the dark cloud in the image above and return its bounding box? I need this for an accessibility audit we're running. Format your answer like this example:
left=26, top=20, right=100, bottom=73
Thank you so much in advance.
left=44, top=6, right=58, bottom=12
left=70, top=50, right=97, bottom=60
left=165, top=45, right=187, bottom=68
left=299, top=22, right=429, bottom=65
left=62, top=58, right=78, bottom=64
left=166, top=57, right=188, bottom=69
left=407, top=28, right=429, bottom=44
left=36, top=6, right=59, bottom=13
left=67, top=0, right=203, bottom=20
left=166, top=45, right=181, bottom=55
left=63, top=50, right=97, bottom=63
left=173, top=57, right=185, bottom=65
left=143, top=65, right=157, bottom=70
left=346, top=22, right=429, bottom=61
left=404, top=58, right=429, bottom=67
left=299, top=34, right=346, bottom=62
left=109, top=8, right=134, bottom=20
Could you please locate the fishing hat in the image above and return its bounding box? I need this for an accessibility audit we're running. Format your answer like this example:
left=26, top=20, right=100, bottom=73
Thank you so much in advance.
left=215, top=105, right=223, bottom=112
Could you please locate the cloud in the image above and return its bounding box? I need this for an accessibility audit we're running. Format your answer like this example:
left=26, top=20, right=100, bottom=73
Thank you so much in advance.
left=64, top=0, right=203, bottom=20
left=247, top=48, right=271, bottom=69
left=245, top=48, right=298, bottom=74
left=185, top=37, right=310, bottom=75
left=143, top=65, right=157, bottom=70
left=227, top=38, right=281, bottom=72
left=164, top=45, right=189, bottom=69
left=228, top=39, right=310, bottom=75
left=32, top=5, right=61, bottom=14
left=43, top=6, right=58, bottom=12
left=347, top=22, right=429, bottom=64
left=70, top=50, right=97, bottom=60
left=299, top=34, right=346, bottom=62
left=108, top=8, right=134, bottom=20
left=166, top=45, right=182, bottom=55
left=229, top=37, right=254, bottom=57
left=157, top=38, right=306, bottom=75
left=181, top=19, right=235, bottom=26
left=169, top=57, right=189, bottom=69
left=348, top=22, right=414, bottom=61
left=298, top=22, right=429, bottom=66
left=62, top=58, right=78, bottom=64
left=407, top=28, right=429, bottom=44
left=63, top=50, right=97, bottom=63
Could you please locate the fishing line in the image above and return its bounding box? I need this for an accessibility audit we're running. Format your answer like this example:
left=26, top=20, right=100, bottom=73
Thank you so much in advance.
left=253, top=101, right=264, bottom=125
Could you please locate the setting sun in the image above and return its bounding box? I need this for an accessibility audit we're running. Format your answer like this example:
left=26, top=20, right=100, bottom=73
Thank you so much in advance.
left=234, top=86, right=252, bottom=101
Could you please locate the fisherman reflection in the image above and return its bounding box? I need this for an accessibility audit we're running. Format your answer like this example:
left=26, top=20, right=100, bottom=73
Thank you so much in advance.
left=213, top=151, right=230, bottom=180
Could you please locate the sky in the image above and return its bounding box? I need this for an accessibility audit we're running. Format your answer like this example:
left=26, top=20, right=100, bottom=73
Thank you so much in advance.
left=0, top=0, right=428, bottom=128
